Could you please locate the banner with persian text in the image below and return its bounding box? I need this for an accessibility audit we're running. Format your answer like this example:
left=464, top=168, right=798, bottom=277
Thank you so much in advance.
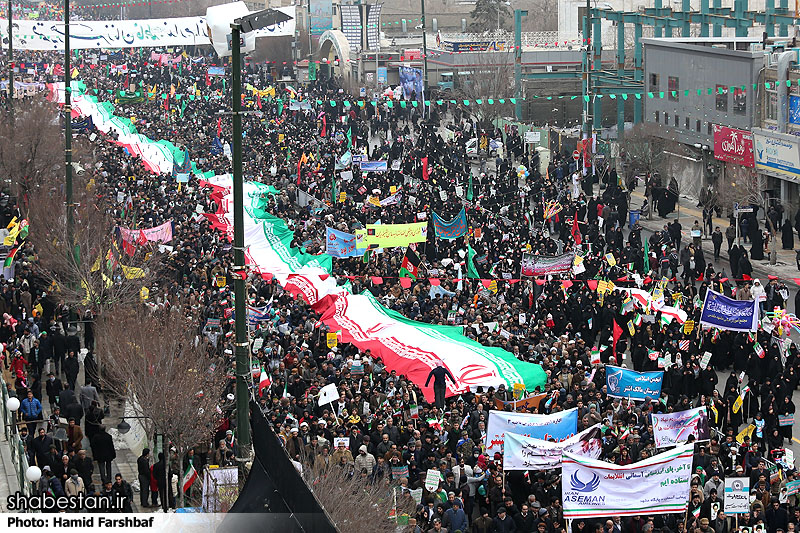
left=0, top=8, right=294, bottom=50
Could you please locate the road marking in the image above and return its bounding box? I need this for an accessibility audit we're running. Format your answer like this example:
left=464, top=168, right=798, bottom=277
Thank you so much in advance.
left=793, top=437, right=800, bottom=446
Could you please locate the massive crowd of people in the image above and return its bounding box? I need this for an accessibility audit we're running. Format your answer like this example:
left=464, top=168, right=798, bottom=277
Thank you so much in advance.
left=0, top=18, right=799, bottom=531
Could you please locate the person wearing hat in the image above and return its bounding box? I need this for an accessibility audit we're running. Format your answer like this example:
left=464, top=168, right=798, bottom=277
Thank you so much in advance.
left=39, top=465, right=64, bottom=499
left=442, top=497, right=468, bottom=533
left=493, top=506, right=516, bottom=533
left=331, top=438, right=353, bottom=467
left=285, top=428, right=304, bottom=461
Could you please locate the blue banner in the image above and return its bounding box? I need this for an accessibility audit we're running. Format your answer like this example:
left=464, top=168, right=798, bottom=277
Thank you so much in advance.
left=325, top=227, right=360, bottom=258
left=485, top=409, right=579, bottom=452
left=429, top=284, right=455, bottom=300
left=360, top=160, right=388, bottom=172
left=605, top=366, right=663, bottom=400
left=699, top=289, right=759, bottom=332
left=432, top=208, right=468, bottom=239
left=335, top=151, right=352, bottom=170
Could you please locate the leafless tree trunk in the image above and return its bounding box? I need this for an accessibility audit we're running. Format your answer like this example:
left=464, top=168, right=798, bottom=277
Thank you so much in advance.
left=620, top=123, right=670, bottom=220
left=97, top=304, right=229, bottom=508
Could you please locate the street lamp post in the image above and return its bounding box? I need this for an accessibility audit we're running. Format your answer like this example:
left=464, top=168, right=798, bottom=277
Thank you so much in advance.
left=228, top=8, right=292, bottom=457
left=230, top=21, right=250, bottom=455
left=7, top=0, right=12, bottom=114
left=64, top=0, right=74, bottom=267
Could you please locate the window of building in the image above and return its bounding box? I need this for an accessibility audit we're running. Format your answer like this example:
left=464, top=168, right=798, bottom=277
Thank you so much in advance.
left=650, top=73, right=660, bottom=92
left=674, top=114, right=679, bottom=127
left=715, top=85, right=728, bottom=112
left=655, top=111, right=660, bottom=123
left=685, top=117, right=690, bottom=129
left=733, top=88, right=746, bottom=115
left=668, top=76, right=679, bottom=101
left=707, top=122, right=713, bottom=135
left=766, top=90, right=778, bottom=120
left=664, top=112, right=669, bottom=125
left=696, top=120, right=701, bottom=132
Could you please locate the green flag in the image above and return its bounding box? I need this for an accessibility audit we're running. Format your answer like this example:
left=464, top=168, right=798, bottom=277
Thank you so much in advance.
left=277, top=98, right=284, bottom=116
left=331, top=173, right=337, bottom=204
left=467, top=173, right=474, bottom=201
left=466, top=245, right=480, bottom=279
left=347, top=126, right=353, bottom=148
left=643, top=238, right=650, bottom=274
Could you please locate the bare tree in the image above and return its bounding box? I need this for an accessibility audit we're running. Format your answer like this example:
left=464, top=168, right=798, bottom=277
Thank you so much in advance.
left=22, top=135, right=163, bottom=313
left=716, top=164, right=778, bottom=264
left=302, top=466, right=415, bottom=533
left=452, top=47, right=515, bottom=128
left=620, top=123, right=670, bottom=218
left=0, top=99, right=64, bottom=214
left=97, top=304, right=229, bottom=508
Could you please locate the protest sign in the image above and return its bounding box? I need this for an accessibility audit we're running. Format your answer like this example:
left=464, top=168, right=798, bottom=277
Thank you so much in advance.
left=605, top=365, right=663, bottom=400
left=725, top=477, right=750, bottom=513
left=485, top=408, right=578, bottom=452
left=651, top=407, right=711, bottom=448
left=562, top=444, right=693, bottom=518
left=700, top=289, right=758, bottom=332
left=504, top=425, right=602, bottom=471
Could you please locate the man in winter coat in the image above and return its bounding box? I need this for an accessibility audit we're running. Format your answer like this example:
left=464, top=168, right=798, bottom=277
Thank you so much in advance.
left=354, top=445, right=376, bottom=474
left=90, top=426, right=116, bottom=484
left=45, top=372, right=63, bottom=412
left=442, top=498, right=468, bottom=532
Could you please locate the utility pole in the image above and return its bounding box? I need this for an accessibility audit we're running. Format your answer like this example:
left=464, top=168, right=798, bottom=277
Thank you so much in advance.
left=514, top=9, right=527, bottom=121
left=65, top=0, right=74, bottom=262
left=307, top=0, right=313, bottom=67
left=230, top=22, right=252, bottom=453
left=7, top=0, right=12, bottom=115
left=582, top=0, right=593, bottom=179
left=420, top=0, right=429, bottom=99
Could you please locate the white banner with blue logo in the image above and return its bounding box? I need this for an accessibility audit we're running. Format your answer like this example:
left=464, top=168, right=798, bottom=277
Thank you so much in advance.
left=562, top=444, right=694, bottom=518
left=699, top=289, right=759, bottom=332
left=485, top=408, right=578, bottom=453
left=605, top=365, right=663, bottom=401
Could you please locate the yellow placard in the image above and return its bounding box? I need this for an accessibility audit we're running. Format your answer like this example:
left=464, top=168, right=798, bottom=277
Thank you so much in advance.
left=683, top=320, right=695, bottom=335
left=338, top=191, right=347, bottom=203
left=139, top=286, right=150, bottom=301
left=278, top=133, right=285, bottom=144
left=605, top=253, right=616, bottom=266
left=216, top=274, right=227, bottom=288
left=390, top=185, right=397, bottom=194
left=326, top=332, right=338, bottom=348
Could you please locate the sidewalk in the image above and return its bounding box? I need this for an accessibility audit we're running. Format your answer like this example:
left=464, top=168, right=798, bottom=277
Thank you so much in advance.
left=627, top=189, right=800, bottom=282
left=0, top=326, right=159, bottom=513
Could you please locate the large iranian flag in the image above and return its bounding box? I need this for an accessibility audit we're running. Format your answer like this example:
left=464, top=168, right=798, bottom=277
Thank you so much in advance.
left=204, top=177, right=547, bottom=402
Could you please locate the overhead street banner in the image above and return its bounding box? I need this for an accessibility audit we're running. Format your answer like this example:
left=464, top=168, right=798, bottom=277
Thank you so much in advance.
left=0, top=8, right=295, bottom=50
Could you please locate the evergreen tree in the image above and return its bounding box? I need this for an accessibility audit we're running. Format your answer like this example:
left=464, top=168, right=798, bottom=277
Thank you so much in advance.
left=469, top=0, right=511, bottom=32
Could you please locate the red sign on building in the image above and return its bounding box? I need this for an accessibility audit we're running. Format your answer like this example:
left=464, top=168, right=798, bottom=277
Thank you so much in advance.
left=713, top=125, right=755, bottom=167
